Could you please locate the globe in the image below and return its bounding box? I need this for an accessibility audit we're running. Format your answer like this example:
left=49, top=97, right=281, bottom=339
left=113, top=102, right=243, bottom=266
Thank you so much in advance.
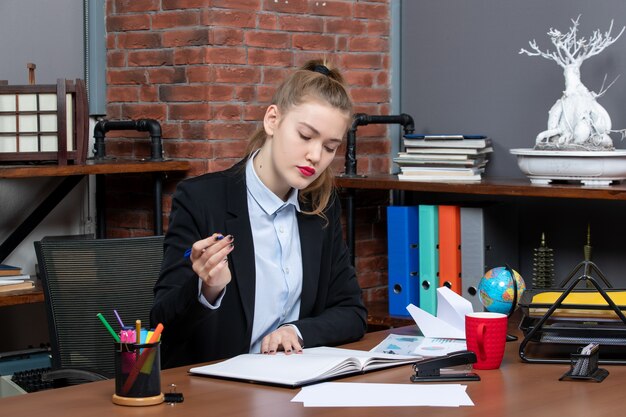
left=478, top=267, right=526, bottom=315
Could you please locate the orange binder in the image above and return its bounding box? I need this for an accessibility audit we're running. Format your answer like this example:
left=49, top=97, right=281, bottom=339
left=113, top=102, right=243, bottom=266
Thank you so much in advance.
left=438, top=205, right=462, bottom=294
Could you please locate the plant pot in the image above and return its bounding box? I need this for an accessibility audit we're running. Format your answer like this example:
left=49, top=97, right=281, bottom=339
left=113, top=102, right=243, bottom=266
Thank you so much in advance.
left=510, top=148, right=626, bottom=186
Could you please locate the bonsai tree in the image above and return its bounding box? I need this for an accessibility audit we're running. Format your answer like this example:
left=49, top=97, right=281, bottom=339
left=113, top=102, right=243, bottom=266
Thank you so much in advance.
left=520, top=16, right=625, bottom=151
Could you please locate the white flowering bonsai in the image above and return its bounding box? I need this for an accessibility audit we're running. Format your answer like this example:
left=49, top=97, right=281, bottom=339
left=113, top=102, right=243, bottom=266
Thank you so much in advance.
left=520, top=16, right=625, bottom=151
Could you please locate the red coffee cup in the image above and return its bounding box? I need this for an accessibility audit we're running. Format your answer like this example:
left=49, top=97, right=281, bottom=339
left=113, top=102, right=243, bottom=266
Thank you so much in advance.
left=465, top=312, right=508, bottom=370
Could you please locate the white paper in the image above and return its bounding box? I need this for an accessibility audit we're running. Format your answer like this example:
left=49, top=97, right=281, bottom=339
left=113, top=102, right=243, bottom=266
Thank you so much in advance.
left=370, top=334, right=467, bottom=357
left=292, top=382, right=474, bottom=407
left=189, top=347, right=416, bottom=387
left=370, top=334, right=424, bottom=355
left=0, top=279, right=25, bottom=285
left=406, top=286, right=474, bottom=339
left=0, top=274, right=30, bottom=281
left=413, top=337, right=467, bottom=356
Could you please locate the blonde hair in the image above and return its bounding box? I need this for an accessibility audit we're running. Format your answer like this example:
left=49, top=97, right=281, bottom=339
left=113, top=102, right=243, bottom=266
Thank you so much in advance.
left=245, top=59, right=353, bottom=219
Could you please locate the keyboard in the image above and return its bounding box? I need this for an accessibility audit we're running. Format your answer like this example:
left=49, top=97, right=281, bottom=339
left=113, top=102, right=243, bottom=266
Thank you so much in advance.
left=11, top=367, right=55, bottom=393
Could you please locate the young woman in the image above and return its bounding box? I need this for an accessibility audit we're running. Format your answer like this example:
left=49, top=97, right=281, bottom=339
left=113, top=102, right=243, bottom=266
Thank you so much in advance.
left=151, top=60, right=367, bottom=368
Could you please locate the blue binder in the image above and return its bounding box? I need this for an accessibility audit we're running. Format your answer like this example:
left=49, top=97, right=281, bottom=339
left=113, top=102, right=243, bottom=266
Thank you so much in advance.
left=418, top=205, right=439, bottom=315
left=387, top=206, right=420, bottom=316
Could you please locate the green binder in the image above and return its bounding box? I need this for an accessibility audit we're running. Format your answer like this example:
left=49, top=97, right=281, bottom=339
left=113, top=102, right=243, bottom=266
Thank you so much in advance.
left=418, top=205, right=439, bottom=315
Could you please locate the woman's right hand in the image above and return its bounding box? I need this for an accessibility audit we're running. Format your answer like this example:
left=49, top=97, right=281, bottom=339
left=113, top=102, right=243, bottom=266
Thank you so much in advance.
left=191, top=233, right=234, bottom=303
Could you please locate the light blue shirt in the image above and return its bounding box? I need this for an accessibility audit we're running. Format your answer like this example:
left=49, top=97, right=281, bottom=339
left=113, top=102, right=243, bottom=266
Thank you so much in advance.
left=197, top=153, right=303, bottom=353
left=245, top=154, right=303, bottom=353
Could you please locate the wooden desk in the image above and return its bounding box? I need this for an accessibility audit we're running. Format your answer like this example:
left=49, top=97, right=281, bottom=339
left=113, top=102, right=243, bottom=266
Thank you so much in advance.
left=2, top=325, right=624, bottom=417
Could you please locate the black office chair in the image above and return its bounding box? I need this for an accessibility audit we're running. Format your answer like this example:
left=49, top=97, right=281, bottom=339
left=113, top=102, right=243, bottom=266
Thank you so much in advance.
left=34, top=235, right=164, bottom=385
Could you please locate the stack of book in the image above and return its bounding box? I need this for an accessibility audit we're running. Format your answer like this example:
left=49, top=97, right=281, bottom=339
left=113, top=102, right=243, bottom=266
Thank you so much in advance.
left=394, top=134, right=492, bottom=182
left=0, top=264, right=34, bottom=293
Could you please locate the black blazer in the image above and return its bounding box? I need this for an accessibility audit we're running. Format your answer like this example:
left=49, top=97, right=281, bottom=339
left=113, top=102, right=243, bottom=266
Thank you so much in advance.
left=151, top=161, right=367, bottom=368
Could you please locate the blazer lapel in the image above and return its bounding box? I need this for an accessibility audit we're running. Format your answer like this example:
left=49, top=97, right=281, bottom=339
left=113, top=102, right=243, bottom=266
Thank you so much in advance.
left=298, top=212, right=322, bottom=317
left=224, top=166, right=256, bottom=335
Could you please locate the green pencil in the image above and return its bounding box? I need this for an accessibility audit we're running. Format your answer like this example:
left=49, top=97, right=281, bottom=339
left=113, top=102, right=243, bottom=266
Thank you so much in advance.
left=97, top=313, right=120, bottom=343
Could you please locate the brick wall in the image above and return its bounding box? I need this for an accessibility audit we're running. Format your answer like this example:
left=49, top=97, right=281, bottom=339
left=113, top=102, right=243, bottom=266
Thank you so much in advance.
left=104, top=0, right=391, bottom=304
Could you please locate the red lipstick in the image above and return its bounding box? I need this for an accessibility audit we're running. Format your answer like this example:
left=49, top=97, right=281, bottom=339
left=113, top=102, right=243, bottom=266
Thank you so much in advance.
left=298, top=166, right=316, bottom=177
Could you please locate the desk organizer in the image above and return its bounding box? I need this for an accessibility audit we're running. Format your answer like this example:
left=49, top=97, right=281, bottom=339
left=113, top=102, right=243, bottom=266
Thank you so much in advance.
left=518, top=259, right=626, bottom=365
left=112, top=342, right=163, bottom=407
left=559, top=348, right=609, bottom=382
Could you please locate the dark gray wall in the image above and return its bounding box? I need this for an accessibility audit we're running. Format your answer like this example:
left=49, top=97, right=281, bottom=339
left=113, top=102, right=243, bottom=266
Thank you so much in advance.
left=399, top=1, right=626, bottom=287
left=0, top=0, right=84, bottom=84
left=400, top=1, right=626, bottom=178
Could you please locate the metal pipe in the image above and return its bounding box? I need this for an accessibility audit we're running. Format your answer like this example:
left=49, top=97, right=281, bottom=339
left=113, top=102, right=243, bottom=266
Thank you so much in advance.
left=344, top=113, right=414, bottom=177
left=93, top=119, right=163, bottom=160
left=342, top=113, right=415, bottom=265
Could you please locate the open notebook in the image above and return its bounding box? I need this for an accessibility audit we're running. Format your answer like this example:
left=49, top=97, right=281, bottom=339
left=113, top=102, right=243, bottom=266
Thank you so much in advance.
left=189, top=346, right=418, bottom=388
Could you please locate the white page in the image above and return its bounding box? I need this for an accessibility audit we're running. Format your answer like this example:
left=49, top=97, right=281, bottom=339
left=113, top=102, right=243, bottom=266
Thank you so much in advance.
left=190, top=352, right=350, bottom=386
left=0, top=274, right=30, bottom=281
left=305, top=347, right=416, bottom=370
left=0, top=280, right=25, bottom=285
left=413, top=337, right=467, bottom=356
left=306, top=346, right=416, bottom=362
left=370, top=334, right=424, bottom=355
left=292, top=382, right=474, bottom=407
left=189, top=347, right=415, bottom=386
left=370, top=334, right=465, bottom=357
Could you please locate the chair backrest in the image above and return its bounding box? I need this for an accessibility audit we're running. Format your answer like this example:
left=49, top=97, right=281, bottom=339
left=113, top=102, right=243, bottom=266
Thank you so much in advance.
left=35, top=235, right=164, bottom=377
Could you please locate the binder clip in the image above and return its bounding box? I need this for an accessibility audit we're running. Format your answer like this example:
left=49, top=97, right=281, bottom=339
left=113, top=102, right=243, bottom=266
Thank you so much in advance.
left=164, top=384, right=184, bottom=404
left=411, top=350, right=481, bottom=383
left=559, top=343, right=608, bottom=382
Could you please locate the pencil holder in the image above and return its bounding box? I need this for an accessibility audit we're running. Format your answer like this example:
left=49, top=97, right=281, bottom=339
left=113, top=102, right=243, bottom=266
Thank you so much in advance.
left=559, top=347, right=608, bottom=382
left=112, top=342, right=164, bottom=406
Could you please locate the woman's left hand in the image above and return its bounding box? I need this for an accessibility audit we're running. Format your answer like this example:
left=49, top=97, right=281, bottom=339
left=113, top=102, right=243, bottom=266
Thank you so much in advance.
left=260, top=326, right=303, bottom=355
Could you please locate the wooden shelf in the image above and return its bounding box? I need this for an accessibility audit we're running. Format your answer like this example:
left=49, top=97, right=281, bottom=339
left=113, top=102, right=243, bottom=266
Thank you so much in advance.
left=338, top=174, right=626, bottom=327
left=0, top=158, right=190, bottom=178
left=0, top=158, right=191, bottom=307
left=336, top=174, right=626, bottom=201
left=0, top=280, right=44, bottom=308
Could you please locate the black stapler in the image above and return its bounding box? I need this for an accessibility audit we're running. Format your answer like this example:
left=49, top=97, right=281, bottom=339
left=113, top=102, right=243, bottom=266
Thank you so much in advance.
left=411, top=350, right=481, bottom=382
